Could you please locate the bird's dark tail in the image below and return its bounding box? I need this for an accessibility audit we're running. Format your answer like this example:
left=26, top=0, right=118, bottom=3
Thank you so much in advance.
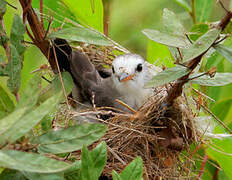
left=51, top=38, right=72, bottom=73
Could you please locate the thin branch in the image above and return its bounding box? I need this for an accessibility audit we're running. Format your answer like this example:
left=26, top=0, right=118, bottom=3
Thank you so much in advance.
left=40, top=0, right=44, bottom=29
left=52, top=45, right=70, bottom=128
left=197, top=154, right=208, bottom=180
left=201, top=104, right=232, bottom=134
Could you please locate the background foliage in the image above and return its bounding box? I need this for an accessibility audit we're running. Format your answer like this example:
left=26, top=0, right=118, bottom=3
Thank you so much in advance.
left=0, top=0, right=232, bottom=179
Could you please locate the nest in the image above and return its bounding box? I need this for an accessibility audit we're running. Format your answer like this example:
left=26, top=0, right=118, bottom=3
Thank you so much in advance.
left=72, top=45, right=200, bottom=179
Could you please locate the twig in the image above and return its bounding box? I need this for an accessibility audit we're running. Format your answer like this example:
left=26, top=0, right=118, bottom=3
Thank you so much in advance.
left=115, top=99, right=137, bottom=114
left=52, top=46, right=70, bottom=127
left=218, top=0, right=230, bottom=13
left=197, top=154, right=208, bottom=180
left=40, top=0, right=44, bottom=29
left=5, top=1, right=17, bottom=9
left=201, top=104, right=232, bottom=134
left=108, top=146, right=126, bottom=165
left=192, top=88, right=215, bottom=102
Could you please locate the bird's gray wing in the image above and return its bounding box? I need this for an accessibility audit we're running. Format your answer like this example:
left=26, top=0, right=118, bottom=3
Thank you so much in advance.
left=70, top=51, right=120, bottom=108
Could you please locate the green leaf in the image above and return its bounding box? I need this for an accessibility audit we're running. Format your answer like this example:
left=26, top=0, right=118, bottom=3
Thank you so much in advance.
left=5, top=44, right=21, bottom=93
left=0, top=108, right=27, bottom=144
left=52, top=72, right=73, bottom=95
left=190, top=73, right=232, bottom=86
left=145, top=65, right=190, bottom=88
left=10, top=14, right=26, bottom=56
left=81, top=142, right=107, bottom=180
left=206, top=137, right=232, bottom=178
left=120, top=157, right=143, bottom=180
left=144, top=8, right=191, bottom=48
left=89, top=141, right=107, bottom=178
left=142, top=29, right=190, bottom=48
left=17, top=74, right=41, bottom=109
left=0, top=150, right=70, bottom=173
left=189, top=24, right=209, bottom=41
left=48, top=27, right=113, bottom=46
left=0, top=93, right=62, bottom=145
left=64, top=160, right=81, bottom=179
left=0, top=83, right=15, bottom=118
left=23, top=172, right=65, bottom=180
left=0, top=0, right=6, bottom=17
left=172, top=0, right=191, bottom=12
left=211, top=98, right=232, bottom=121
left=34, top=123, right=106, bottom=154
left=112, top=170, right=121, bottom=180
left=146, top=40, right=174, bottom=68
left=195, top=0, right=213, bottom=23
left=182, top=28, right=221, bottom=62
left=0, top=169, right=26, bottom=180
left=162, top=8, right=187, bottom=37
left=62, top=0, right=104, bottom=32
left=214, top=44, right=232, bottom=64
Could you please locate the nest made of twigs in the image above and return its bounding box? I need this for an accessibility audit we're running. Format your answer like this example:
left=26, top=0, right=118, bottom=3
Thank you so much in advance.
left=70, top=45, right=201, bottom=179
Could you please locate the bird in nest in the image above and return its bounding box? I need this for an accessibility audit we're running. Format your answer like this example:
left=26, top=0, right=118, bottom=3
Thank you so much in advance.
left=53, top=39, right=161, bottom=114
left=70, top=51, right=161, bottom=112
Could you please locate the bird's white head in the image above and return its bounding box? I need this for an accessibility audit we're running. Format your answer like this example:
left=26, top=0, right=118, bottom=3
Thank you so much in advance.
left=111, top=54, right=149, bottom=88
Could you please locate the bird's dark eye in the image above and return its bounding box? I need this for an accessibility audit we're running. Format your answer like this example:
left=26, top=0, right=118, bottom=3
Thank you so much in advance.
left=136, top=63, right=143, bottom=72
left=112, top=66, right=115, bottom=73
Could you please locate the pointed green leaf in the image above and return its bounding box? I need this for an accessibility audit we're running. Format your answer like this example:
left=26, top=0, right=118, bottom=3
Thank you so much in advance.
left=81, top=146, right=94, bottom=180
left=190, top=73, right=232, bottom=86
left=214, top=44, right=232, bottom=64
left=62, top=0, right=104, bottom=32
left=80, top=142, right=107, bottom=180
left=172, top=0, right=191, bottom=12
left=182, top=28, right=221, bottom=62
left=195, top=0, right=213, bottom=23
left=35, top=123, right=106, bottom=154
left=0, top=93, right=62, bottom=145
left=48, top=27, right=112, bottom=46
left=89, top=141, right=107, bottom=178
left=120, top=157, right=143, bottom=180
left=142, top=29, right=189, bottom=48
left=10, top=14, right=26, bottom=56
left=0, top=150, right=70, bottom=173
left=5, top=45, right=21, bottom=93
left=145, top=65, right=190, bottom=88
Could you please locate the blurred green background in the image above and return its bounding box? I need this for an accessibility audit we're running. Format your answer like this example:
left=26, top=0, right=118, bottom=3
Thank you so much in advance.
left=1, top=0, right=232, bottom=179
